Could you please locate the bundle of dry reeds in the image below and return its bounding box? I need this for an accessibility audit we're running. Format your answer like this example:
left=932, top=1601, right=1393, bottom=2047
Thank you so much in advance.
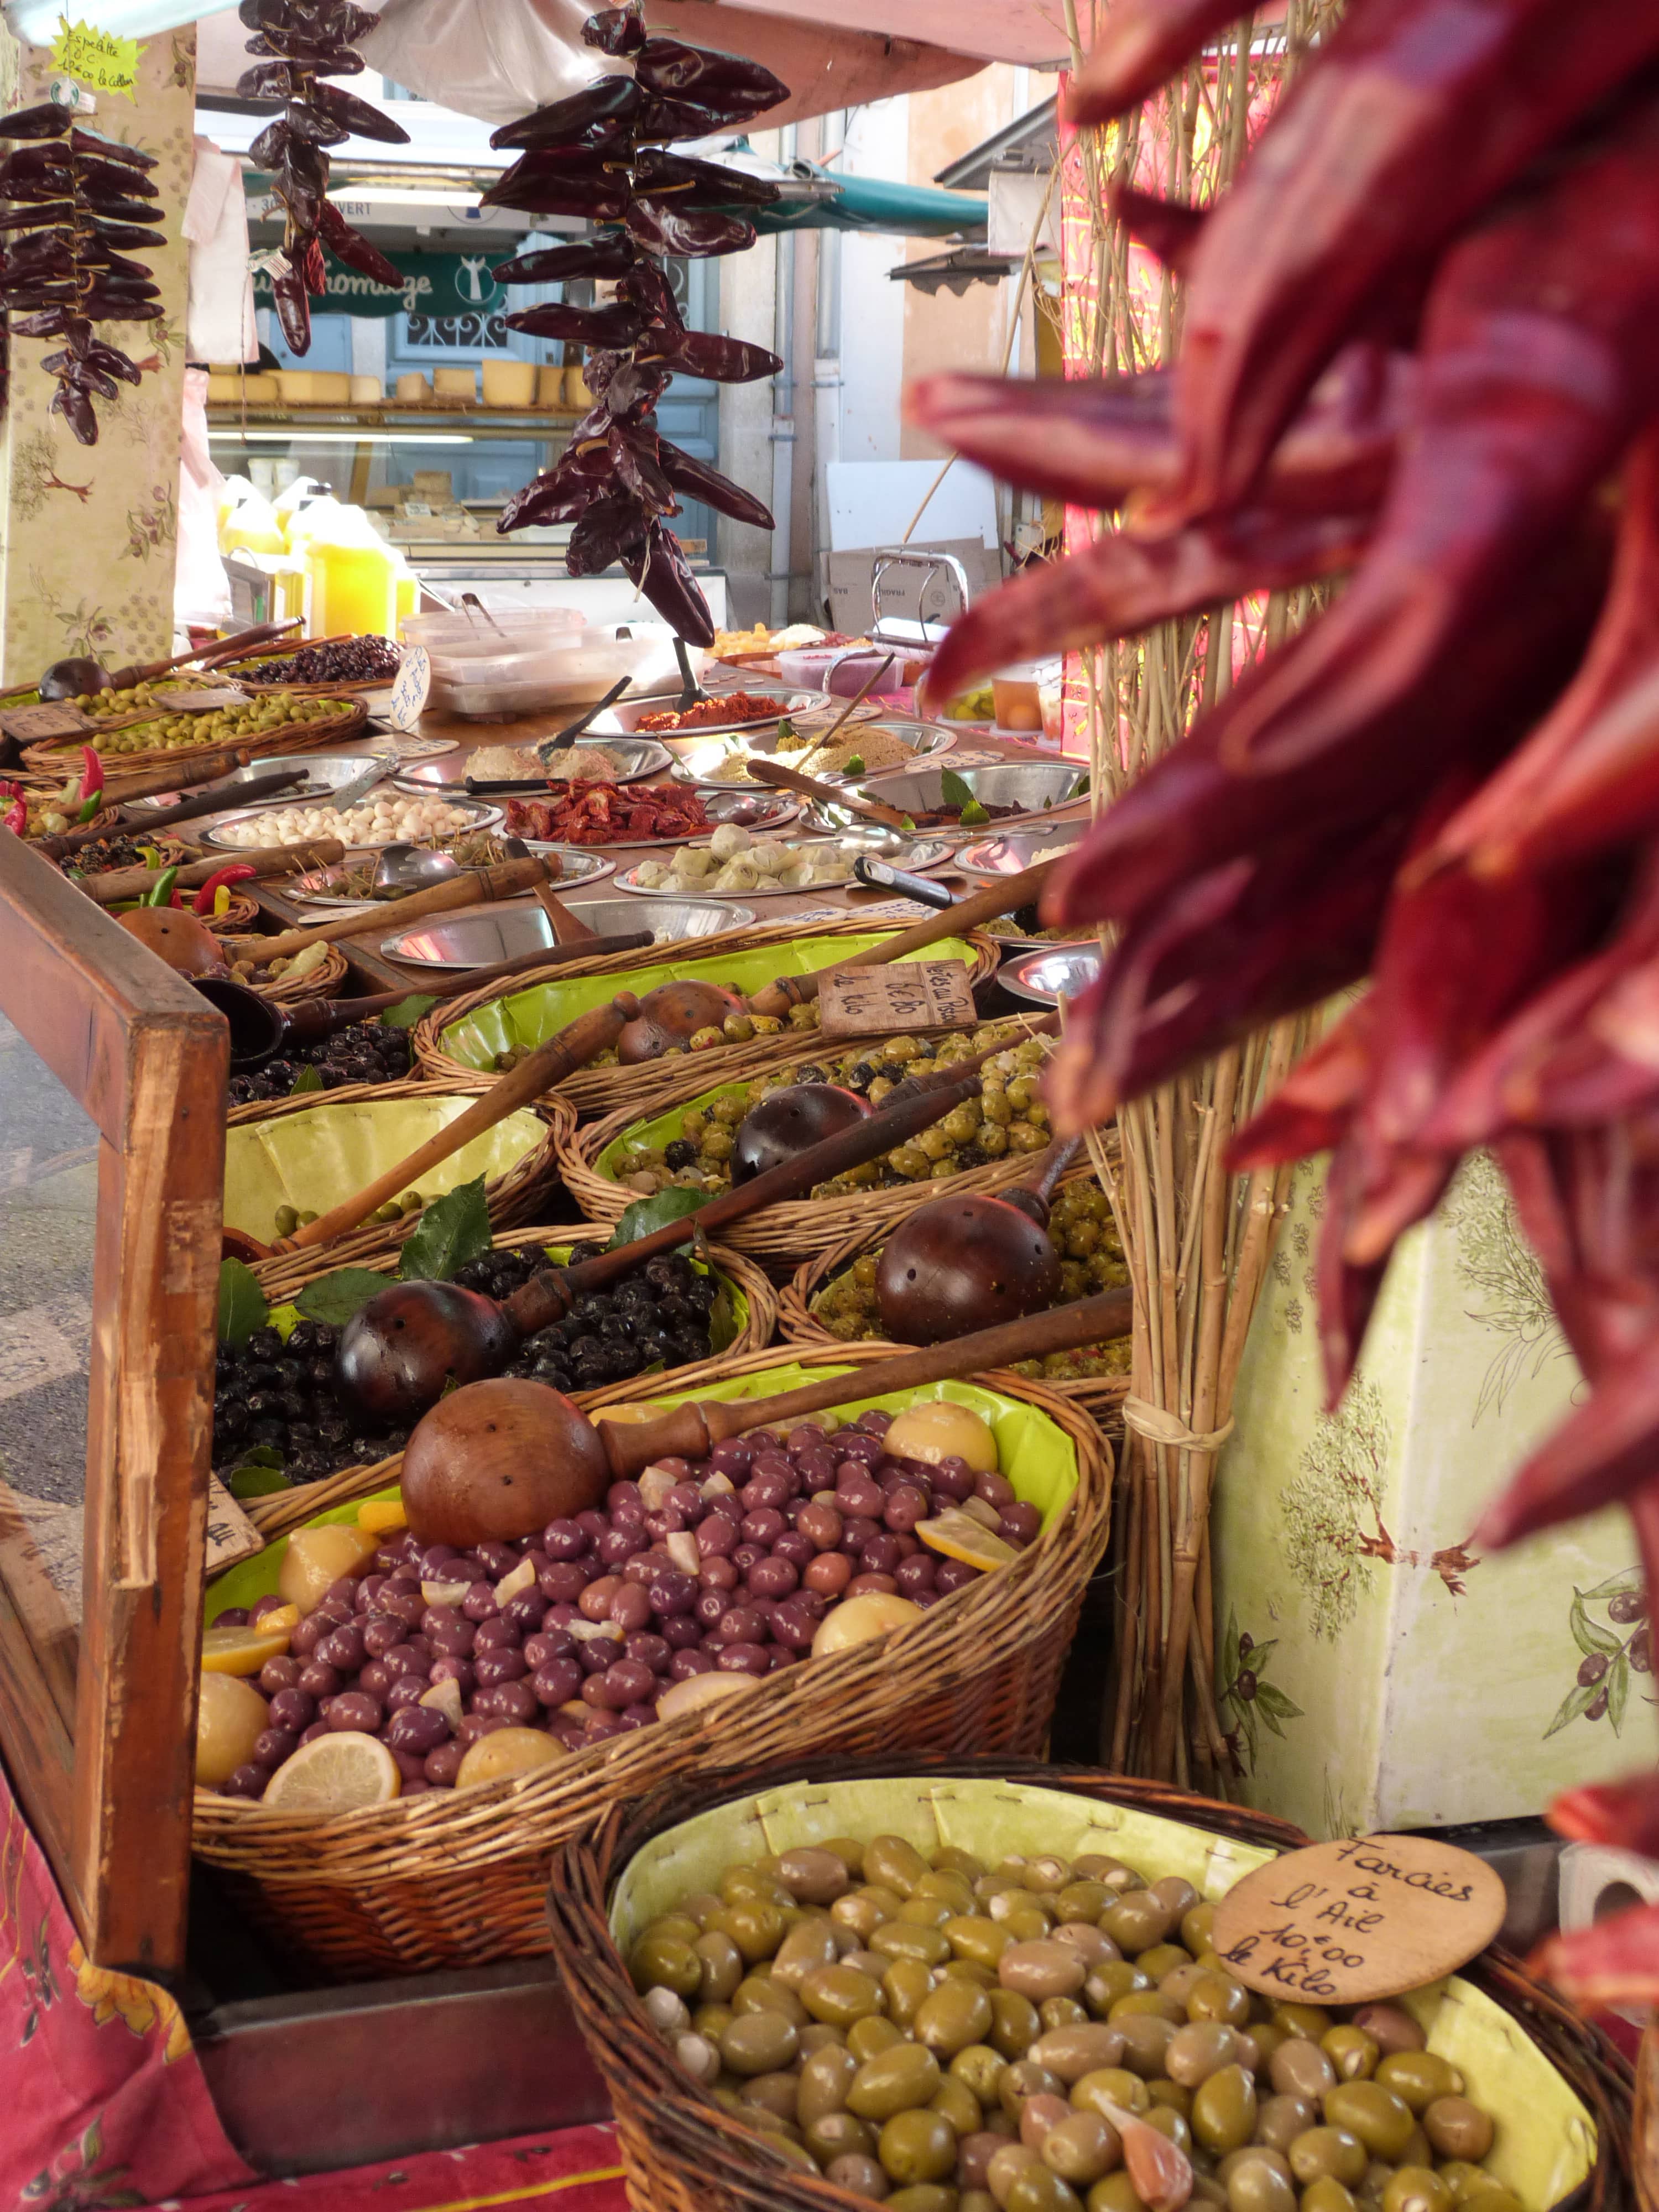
left=1051, top=1, right=1344, bottom=1787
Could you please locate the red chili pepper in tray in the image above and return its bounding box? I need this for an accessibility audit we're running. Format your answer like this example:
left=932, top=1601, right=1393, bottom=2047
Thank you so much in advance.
left=192, top=863, right=257, bottom=918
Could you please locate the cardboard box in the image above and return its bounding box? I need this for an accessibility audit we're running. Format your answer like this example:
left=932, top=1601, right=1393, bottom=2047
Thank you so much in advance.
left=827, top=539, right=1001, bottom=639
left=1212, top=1145, right=1641, bottom=1837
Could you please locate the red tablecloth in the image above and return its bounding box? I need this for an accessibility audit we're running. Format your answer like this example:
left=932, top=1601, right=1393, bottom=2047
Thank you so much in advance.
left=0, top=1766, right=627, bottom=2212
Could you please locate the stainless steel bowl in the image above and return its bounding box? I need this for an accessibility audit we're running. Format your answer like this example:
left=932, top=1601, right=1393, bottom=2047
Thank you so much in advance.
left=957, top=826, right=1091, bottom=878
left=199, top=794, right=502, bottom=854
left=379, top=898, right=754, bottom=968
left=804, top=762, right=1089, bottom=832
left=289, top=845, right=613, bottom=913
left=128, top=753, right=379, bottom=808
left=390, top=735, right=673, bottom=791
left=1000, top=944, right=1103, bottom=1006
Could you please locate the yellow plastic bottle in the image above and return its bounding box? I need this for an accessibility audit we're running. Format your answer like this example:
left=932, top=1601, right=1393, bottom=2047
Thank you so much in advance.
left=220, top=488, right=286, bottom=558
left=299, top=502, right=402, bottom=638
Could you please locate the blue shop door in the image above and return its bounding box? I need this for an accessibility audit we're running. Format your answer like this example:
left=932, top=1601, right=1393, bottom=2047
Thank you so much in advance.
left=263, top=310, right=353, bottom=375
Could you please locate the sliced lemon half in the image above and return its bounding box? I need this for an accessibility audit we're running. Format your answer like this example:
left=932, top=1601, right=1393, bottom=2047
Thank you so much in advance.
left=201, top=1622, right=293, bottom=1676
left=261, top=1730, right=401, bottom=1814
left=916, top=1510, right=1020, bottom=1573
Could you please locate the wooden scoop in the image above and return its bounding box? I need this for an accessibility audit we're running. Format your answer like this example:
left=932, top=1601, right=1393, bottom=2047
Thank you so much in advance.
left=399, top=1286, right=1134, bottom=1545
left=745, top=756, right=914, bottom=832
left=877, top=1133, right=1085, bottom=1345
left=274, top=994, right=641, bottom=1254
left=237, top=854, right=560, bottom=963
left=504, top=833, right=601, bottom=947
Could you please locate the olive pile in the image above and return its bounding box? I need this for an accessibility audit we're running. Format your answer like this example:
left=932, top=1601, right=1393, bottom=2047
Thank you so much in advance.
left=812, top=1181, right=1133, bottom=1385
left=51, top=686, right=357, bottom=757
left=451, top=1243, right=718, bottom=1394
left=228, top=1021, right=413, bottom=1107
left=630, top=1838, right=1512, bottom=2212
left=65, top=834, right=171, bottom=875
left=611, top=1027, right=1053, bottom=1201
left=214, top=1319, right=409, bottom=1484
left=494, top=1000, right=811, bottom=1077
left=236, top=636, right=403, bottom=687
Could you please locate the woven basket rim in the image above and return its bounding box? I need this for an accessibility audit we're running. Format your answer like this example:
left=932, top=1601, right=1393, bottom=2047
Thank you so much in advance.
left=239, top=940, right=351, bottom=1005
left=23, top=698, right=369, bottom=780
left=191, top=1350, right=1112, bottom=1870
left=549, top=1754, right=1636, bottom=2212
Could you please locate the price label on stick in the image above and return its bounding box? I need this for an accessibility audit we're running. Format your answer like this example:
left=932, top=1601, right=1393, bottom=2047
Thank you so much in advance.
left=1210, top=1833, right=1507, bottom=2004
left=0, top=702, right=92, bottom=743
left=152, top=687, right=249, bottom=714
left=387, top=645, right=431, bottom=733
left=818, top=959, right=977, bottom=1040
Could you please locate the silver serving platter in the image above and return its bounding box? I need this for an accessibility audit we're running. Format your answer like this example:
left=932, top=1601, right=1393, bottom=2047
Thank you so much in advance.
left=617, top=833, right=952, bottom=899
left=669, top=716, right=952, bottom=788
left=198, top=794, right=502, bottom=855
left=598, top=688, right=804, bottom=739
left=287, top=844, right=614, bottom=914
left=855, top=763, right=1091, bottom=816
left=379, top=896, right=753, bottom=968
left=956, top=827, right=1091, bottom=878
left=389, top=734, right=673, bottom=791
left=128, top=753, right=384, bottom=808
left=509, top=789, right=800, bottom=855
left=1000, top=944, right=1103, bottom=1006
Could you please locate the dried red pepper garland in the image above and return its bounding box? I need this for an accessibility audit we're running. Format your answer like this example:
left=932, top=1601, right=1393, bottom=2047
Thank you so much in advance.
left=907, top=0, right=1659, bottom=2012
left=0, top=102, right=166, bottom=443
left=238, top=0, right=410, bottom=354
left=484, top=4, right=785, bottom=646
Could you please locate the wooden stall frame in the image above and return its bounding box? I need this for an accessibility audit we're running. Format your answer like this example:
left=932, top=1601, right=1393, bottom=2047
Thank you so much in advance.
left=0, top=832, right=227, bottom=1980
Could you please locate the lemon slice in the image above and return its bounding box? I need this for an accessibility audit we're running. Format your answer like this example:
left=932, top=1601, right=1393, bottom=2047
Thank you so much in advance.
left=261, top=1731, right=401, bottom=1813
left=358, top=1498, right=408, bottom=1536
left=917, top=1510, right=1020, bottom=1573
left=201, top=1623, right=294, bottom=1676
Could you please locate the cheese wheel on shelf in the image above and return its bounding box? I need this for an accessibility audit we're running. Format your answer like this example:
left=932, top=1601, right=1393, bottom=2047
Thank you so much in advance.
left=434, top=367, right=477, bottom=399
left=395, top=372, right=431, bottom=401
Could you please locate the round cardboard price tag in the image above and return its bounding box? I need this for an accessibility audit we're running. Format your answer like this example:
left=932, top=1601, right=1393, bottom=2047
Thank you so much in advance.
left=1211, top=1833, right=1507, bottom=2004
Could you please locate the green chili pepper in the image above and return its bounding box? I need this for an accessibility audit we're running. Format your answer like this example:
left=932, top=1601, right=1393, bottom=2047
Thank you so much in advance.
left=146, top=867, right=179, bottom=908
left=75, top=795, right=102, bottom=824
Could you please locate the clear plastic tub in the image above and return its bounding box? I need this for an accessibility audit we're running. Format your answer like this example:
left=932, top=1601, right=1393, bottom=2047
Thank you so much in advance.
left=401, top=606, right=586, bottom=662
left=428, top=629, right=709, bottom=720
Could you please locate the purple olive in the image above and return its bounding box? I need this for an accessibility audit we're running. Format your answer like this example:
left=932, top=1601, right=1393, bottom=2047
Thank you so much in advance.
left=425, top=1740, right=466, bottom=1786
left=481, top=1680, right=539, bottom=1725
left=770, top=1602, right=817, bottom=1652
left=223, top=1762, right=268, bottom=1798
left=666, top=1483, right=706, bottom=1523
left=542, top=1518, right=590, bottom=1561
left=999, top=1504, right=1042, bottom=1547
left=381, top=1585, right=427, bottom=1628
left=524, top=1626, right=576, bottom=1668
left=896, top=1554, right=938, bottom=1595
left=299, top=1661, right=342, bottom=1699
left=935, top=1559, right=979, bottom=1595
left=538, top=1560, right=587, bottom=1604
left=707, top=1439, right=753, bottom=1477
left=717, top=1642, right=771, bottom=1677
left=502, top=1592, right=546, bottom=1634
left=269, top=1687, right=315, bottom=1733
left=259, top=1654, right=303, bottom=1695
left=387, top=1704, right=450, bottom=1757
left=475, top=1647, right=529, bottom=1687
left=252, top=1726, right=300, bottom=1770
left=748, top=1555, right=799, bottom=1600
left=841, top=1517, right=880, bottom=1556
left=430, top=1656, right=476, bottom=1693
left=669, top=1648, right=715, bottom=1681
left=609, top=1582, right=653, bottom=1634
left=575, top=1509, right=609, bottom=1546
left=700, top=1556, right=739, bottom=1593
left=862, top=1533, right=902, bottom=1577
left=385, top=1673, right=430, bottom=1712
left=290, top=1616, right=326, bottom=1658
left=697, top=1515, right=738, bottom=1560
left=474, top=1616, right=521, bottom=1652
left=462, top=1580, right=501, bottom=1623
left=625, top=1631, right=672, bottom=1674
left=774, top=1530, right=816, bottom=1571
left=578, top=1637, right=618, bottom=1675
left=648, top=1568, right=696, bottom=1618
left=328, top=1691, right=384, bottom=1733
left=717, top=1605, right=767, bottom=1646
left=533, top=1656, right=584, bottom=1707
left=662, top=1615, right=702, bottom=1650
left=358, top=1660, right=396, bottom=1700
left=696, top=1587, right=732, bottom=1627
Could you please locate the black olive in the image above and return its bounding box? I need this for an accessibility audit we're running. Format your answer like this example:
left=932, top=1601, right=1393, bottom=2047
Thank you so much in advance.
left=247, top=1328, right=283, bottom=1361
left=664, top=1138, right=697, bottom=1170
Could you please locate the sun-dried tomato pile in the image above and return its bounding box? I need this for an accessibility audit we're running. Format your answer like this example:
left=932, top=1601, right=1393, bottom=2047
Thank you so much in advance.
left=504, top=783, right=712, bottom=846
left=636, top=692, right=782, bottom=733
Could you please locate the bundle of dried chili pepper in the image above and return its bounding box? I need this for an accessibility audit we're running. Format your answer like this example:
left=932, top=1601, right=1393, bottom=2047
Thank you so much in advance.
left=0, top=103, right=170, bottom=442
left=904, top=0, right=1659, bottom=2014
left=237, top=0, right=410, bottom=354
left=483, top=4, right=785, bottom=646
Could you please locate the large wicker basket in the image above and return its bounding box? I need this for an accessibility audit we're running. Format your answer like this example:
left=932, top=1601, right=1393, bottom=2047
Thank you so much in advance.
left=24, top=696, right=369, bottom=781
left=236, top=941, right=350, bottom=1004
left=227, top=1079, right=573, bottom=1297
left=549, top=1753, right=1639, bottom=2212
left=190, top=1348, right=1113, bottom=1981
left=240, top=1222, right=780, bottom=1536
left=413, top=914, right=1003, bottom=1121
left=782, top=1197, right=1131, bottom=1428
left=559, top=1016, right=1067, bottom=1265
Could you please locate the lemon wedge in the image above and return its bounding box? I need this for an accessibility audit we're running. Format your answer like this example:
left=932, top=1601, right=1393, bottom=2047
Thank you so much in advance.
left=357, top=1497, right=408, bottom=1536
left=262, top=1731, right=401, bottom=1813
left=201, top=1622, right=294, bottom=1676
left=916, top=1510, right=1020, bottom=1573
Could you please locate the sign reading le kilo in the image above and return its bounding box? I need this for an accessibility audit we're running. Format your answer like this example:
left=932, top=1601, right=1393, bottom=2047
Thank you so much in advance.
left=1209, top=1832, right=1507, bottom=2004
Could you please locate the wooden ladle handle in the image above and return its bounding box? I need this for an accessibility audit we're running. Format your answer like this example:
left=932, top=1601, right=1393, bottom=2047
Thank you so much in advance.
left=747, top=757, right=911, bottom=831
left=248, top=855, right=555, bottom=963
left=280, top=994, right=639, bottom=1252
left=594, top=1285, right=1135, bottom=1474
left=745, top=859, right=1059, bottom=1019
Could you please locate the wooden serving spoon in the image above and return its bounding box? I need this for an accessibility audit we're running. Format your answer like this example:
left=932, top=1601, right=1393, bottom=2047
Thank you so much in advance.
left=877, top=1133, right=1084, bottom=1344
left=503, top=834, right=601, bottom=947
left=81, top=838, right=349, bottom=907
left=399, top=1286, right=1134, bottom=1546
left=272, top=995, right=642, bottom=1255
left=745, top=756, right=914, bottom=833
left=334, top=1040, right=1041, bottom=1423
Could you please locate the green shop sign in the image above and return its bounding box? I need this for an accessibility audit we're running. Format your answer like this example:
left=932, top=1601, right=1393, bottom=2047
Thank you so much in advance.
left=253, top=249, right=512, bottom=322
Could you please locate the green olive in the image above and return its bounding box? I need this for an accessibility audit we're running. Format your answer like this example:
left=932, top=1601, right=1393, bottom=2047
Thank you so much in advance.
left=1272, top=2005, right=1332, bottom=2041
left=902, top=1898, right=956, bottom=1931
left=848, top=2042, right=945, bottom=2121
left=1088, top=2178, right=1144, bottom=2212
left=919, top=1871, right=978, bottom=1913
left=931, top=2075, right=982, bottom=2137
left=1040, top=2111, right=1120, bottom=2188
left=878, top=2107, right=957, bottom=2186
left=715, top=1901, right=785, bottom=1964
left=1270, top=2038, right=1338, bottom=2102
left=799, top=2041, right=859, bottom=2124
left=630, top=1934, right=701, bottom=1998
left=1303, top=2182, right=1359, bottom=2212
left=1435, top=2164, right=1496, bottom=2204
left=1102, top=1893, right=1173, bottom=1954
left=692, top=2002, right=734, bottom=2042
left=1192, top=2064, right=1259, bottom=2156
left=1146, top=2078, right=1192, bottom=2120
left=916, top=1982, right=995, bottom=2057
left=1288, top=2128, right=1368, bottom=2188
left=1382, top=2171, right=1452, bottom=2212
left=947, top=1917, right=1014, bottom=1970
left=865, top=1834, right=931, bottom=1896
left=1113, top=2013, right=1178, bottom=2080
left=851, top=2017, right=909, bottom=2062
left=1055, top=1882, right=1112, bottom=1923
left=800, top=1964, right=886, bottom=2028
left=873, top=1923, right=952, bottom=1969
left=1083, top=1964, right=1150, bottom=2016
left=741, top=2070, right=802, bottom=2121
left=1321, top=2028, right=1380, bottom=2083
left=1422, top=2097, right=1494, bottom=2163
left=1070, top=2069, right=1149, bottom=2120
left=1004, top=2167, right=1084, bottom=2212
left=1182, top=1902, right=1217, bottom=1954
left=989, top=1989, right=1043, bottom=2059
left=1187, top=1972, right=1252, bottom=2027
left=1255, top=2094, right=1318, bottom=2151
left=836, top=1888, right=902, bottom=1942
left=1225, top=2150, right=1297, bottom=2212
left=1136, top=1944, right=1192, bottom=1981
left=773, top=1919, right=840, bottom=1988
left=933, top=1846, right=984, bottom=1879
left=1166, top=2022, right=1245, bottom=2088
left=1031, top=2026, right=1128, bottom=2084
left=1323, top=2083, right=1417, bottom=2162
left=1458, top=2193, right=1523, bottom=2212
left=826, top=2150, right=890, bottom=2199
left=1109, top=1989, right=1185, bottom=2026
left=885, top=1959, right=937, bottom=2030
left=720, top=2011, right=799, bottom=2075
left=1375, top=2055, right=1464, bottom=2115
left=998, top=2059, right=1065, bottom=2120
left=805, top=2110, right=878, bottom=2165
left=888, top=2188, right=958, bottom=2212
left=951, top=2044, right=1009, bottom=2105
left=945, top=1960, right=1001, bottom=1990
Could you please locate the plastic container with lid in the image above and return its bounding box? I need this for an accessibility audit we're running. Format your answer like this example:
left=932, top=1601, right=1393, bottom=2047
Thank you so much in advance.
left=401, top=606, right=587, bottom=665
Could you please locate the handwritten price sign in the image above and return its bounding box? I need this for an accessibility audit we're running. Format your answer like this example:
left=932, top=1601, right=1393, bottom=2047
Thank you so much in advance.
left=1211, top=1833, right=1507, bottom=2004
left=818, top=959, right=976, bottom=1040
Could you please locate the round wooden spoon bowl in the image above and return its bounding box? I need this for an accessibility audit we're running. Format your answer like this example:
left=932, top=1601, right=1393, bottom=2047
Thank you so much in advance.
left=877, top=1192, right=1062, bottom=1344
left=337, top=1280, right=521, bottom=1425
left=616, top=979, right=744, bottom=1063
left=401, top=1376, right=613, bottom=1548
left=732, top=1083, right=870, bottom=1183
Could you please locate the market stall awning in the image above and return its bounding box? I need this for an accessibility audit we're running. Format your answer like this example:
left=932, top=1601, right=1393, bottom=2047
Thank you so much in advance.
left=752, top=166, right=988, bottom=238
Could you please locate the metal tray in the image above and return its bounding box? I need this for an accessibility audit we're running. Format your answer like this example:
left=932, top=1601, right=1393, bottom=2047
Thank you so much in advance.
left=858, top=761, right=1091, bottom=815
left=956, top=826, right=1091, bottom=878
left=288, top=844, right=614, bottom=914
left=617, top=833, right=952, bottom=899
left=128, top=753, right=384, bottom=809
left=999, top=943, right=1103, bottom=1006
left=602, top=688, right=804, bottom=739
left=508, top=788, right=800, bottom=854
left=670, top=715, right=950, bottom=788
left=380, top=896, right=755, bottom=968
left=199, top=794, right=502, bottom=855
left=389, top=735, right=672, bottom=791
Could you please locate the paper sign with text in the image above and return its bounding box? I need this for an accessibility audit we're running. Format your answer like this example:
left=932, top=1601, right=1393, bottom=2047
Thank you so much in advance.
left=818, top=959, right=977, bottom=1040
left=1211, top=1833, right=1507, bottom=2004
left=153, top=687, right=249, bottom=714
left=0, top=702, right=92, bottom=743
left=387, top=645, right=431, bottom=733
left=50, top=18, right=139, bottom=97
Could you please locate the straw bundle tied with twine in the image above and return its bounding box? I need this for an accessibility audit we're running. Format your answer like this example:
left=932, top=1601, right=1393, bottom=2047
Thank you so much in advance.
left=1051, top=1, right=1345, bottom=1788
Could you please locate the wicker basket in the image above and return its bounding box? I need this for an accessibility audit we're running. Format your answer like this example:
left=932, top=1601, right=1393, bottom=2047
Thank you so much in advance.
left=549, top=1754, right=1638, bottom=2212
left=235, top=941, right=351, bottom=1004
left=241, top=1223, right=779, bottom=1536
left=228, top=1079, right=573, bottom=1297
left=413, top=915, right=1004, bottom=1122
left=203, top=891, right=262, bottom=935
left=190, top=1348, right=1113, bottom=1980
left=782, top=1192, right=1131, bottom=1428
left=23, top=698, right=369, bottom=781
left=559, top=1018, right=1069, bottom=1265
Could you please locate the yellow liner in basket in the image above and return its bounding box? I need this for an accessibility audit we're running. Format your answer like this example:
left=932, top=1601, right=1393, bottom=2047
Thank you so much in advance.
left=592, top=1773, right=1596, bottom=2212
